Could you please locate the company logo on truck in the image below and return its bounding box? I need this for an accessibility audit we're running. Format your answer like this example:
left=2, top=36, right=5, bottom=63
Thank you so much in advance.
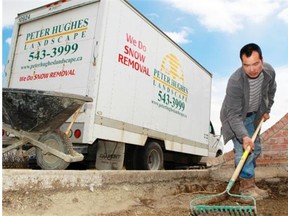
left=24, top=18, right=89, bottom=49
left=152, top=54, right=188, bottom=118
left=17, top=18, right=89, bottom=83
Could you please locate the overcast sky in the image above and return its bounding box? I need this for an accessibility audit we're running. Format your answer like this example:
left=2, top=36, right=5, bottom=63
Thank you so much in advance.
left=2, top=0, right=288, bottom=148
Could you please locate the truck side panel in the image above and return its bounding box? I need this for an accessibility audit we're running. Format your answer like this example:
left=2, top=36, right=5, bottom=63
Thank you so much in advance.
left=92, top=0, right=211, bottom=155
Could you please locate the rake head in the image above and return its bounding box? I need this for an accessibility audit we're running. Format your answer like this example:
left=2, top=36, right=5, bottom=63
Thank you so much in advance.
left=190, top=205, right=256, bottom=216
left=189, top=190, right=257, bottom=216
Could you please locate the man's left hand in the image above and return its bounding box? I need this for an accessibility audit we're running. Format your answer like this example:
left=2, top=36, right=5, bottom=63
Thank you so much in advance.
left=263, top=113, right=270, bottom=122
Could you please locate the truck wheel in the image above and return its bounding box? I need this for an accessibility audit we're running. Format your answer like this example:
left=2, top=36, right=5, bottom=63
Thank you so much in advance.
left=139, top=141, right=163, bottom=170
left=216, top=150, right=223, bottom=157
left=36, top=130, right=70, bottom=170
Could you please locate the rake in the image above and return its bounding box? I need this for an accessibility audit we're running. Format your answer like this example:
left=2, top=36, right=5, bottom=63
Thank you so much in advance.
left=190, top=118, right=265, bottom=216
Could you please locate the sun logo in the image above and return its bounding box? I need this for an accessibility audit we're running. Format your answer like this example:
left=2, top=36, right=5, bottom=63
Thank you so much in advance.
left=160, top=53, right=184, bottom=84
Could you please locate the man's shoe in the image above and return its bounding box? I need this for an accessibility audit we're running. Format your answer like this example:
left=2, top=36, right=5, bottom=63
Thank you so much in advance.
left=254, top=184, right=269, bottom=198
left=239, top=177, right=265, bottom=200
left=251, top=176, right=269, bottom=198
left=240, top=187, right=264, bottom=201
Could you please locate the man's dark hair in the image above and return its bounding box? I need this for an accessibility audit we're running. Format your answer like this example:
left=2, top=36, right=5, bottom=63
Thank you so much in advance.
left=240, top=43, right=263, bottom=60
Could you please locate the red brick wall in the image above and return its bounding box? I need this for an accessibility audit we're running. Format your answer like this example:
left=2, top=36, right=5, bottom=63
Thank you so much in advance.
left=258, top=113, right=288, bottom=165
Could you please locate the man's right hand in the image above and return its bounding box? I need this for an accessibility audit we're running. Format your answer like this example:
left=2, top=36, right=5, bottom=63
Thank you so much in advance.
left=243, top=136, right=254, bottom=151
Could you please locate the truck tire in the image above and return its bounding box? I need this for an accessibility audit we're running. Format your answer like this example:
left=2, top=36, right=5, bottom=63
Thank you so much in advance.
left=36, top=130, right=70, bottom=170
left=139, top=141, right=163, bottom=170
left=216, top=150, right=223, bottom=157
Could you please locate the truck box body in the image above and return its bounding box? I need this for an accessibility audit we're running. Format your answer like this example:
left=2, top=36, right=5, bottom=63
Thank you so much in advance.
left=5, top=0, right=215, bottom=168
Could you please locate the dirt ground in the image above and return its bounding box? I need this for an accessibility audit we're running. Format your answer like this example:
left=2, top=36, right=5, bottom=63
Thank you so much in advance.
left=2, top=176, right=288, bottom=216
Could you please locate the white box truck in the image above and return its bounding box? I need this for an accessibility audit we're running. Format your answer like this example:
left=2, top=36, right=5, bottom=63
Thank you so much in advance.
left=4, top=0, right=223, bottom=170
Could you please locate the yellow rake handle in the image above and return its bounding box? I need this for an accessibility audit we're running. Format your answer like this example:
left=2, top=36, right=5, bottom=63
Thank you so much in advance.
left=230, top=118, right=265, bottom=182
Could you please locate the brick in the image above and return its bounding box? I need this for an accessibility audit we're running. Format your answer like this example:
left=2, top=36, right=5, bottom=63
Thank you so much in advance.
left=271, top=137, right=284, bottom=144
left=260, top=135, right=267, bottom=142
left=274, top=132, right=283, bottom=138
left=276, top=121, right=285, bottom=130
left=260, top=132, right=272, bottom=141
left=267, top=138, right=278, bottom=144
left=277, top=137, right=288, bottom=144
left=271, top=144, right=288, bottom=150
left=256, top=158, right=271, bottom=164
left=261, top=144, right=271, bottom=151
left=257, top=157, right=288, bottom=165
left=273, top=130, right=288, bottom=138
left=271, top=124, right=280, bottom=133
left=281, top=132, right=288, bottom=140
left=261, top=151, right=287, bottom=159
left=261, top=153, right=274, bottom=159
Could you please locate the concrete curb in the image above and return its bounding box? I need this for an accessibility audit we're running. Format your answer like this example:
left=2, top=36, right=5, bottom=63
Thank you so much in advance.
left=3, top=165, right=287, bottom=192
left=2, top=169, right=209, bottom=192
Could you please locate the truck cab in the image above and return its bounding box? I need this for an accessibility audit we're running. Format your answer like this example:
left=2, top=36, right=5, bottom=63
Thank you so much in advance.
left=208, top=122, right=224, bottom=158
